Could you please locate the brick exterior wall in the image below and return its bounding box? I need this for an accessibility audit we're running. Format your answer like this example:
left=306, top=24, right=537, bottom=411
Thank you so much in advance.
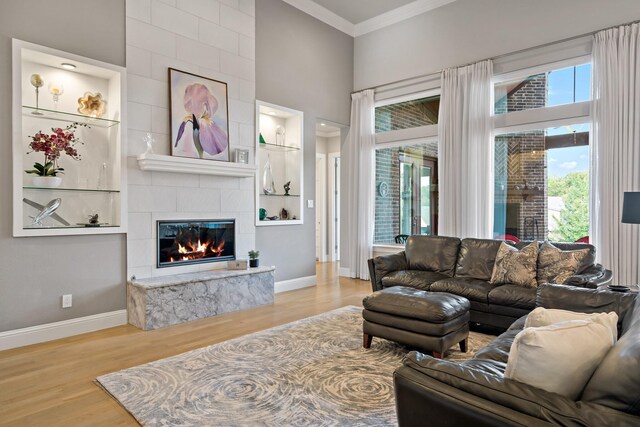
left=495, top=74, right=548, bottom=240
left=375, top=97, right=439, bottom=133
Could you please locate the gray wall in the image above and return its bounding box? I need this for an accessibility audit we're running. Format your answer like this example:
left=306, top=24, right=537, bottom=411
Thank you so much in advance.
left=0, top=0, right=126, bottom=331
left=256, top=0, right=353, bottom=281
left=354, top=0, right=640, bottom=90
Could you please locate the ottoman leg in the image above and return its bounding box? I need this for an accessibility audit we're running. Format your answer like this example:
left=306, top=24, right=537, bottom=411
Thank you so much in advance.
left=459, top=337, right=468, bottom=353
left=363, top=333, right=373, bottom=349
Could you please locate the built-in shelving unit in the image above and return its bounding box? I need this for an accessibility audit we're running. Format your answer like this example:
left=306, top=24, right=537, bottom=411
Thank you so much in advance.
left=255, top=101, right=304, bottom=226
left=12, top=39, right=127, bottom=237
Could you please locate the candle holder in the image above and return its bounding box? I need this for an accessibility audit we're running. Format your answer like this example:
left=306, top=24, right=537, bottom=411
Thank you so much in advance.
left=48, top=81, right=64, bottom=110
left=30, top=74, right=44, bottom=115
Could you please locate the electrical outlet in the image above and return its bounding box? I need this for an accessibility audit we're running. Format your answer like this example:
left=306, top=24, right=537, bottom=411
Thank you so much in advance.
left=307, top=200, right=314, bottom=208
left=62, top=294, right=72, bottom=308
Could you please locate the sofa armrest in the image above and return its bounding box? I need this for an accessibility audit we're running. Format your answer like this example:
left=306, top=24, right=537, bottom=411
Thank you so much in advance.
left=564, top=264, right=612, bottom=288
left=368, top=252, right=407, bottom=292
left=396, top=352, right=638, bottom=427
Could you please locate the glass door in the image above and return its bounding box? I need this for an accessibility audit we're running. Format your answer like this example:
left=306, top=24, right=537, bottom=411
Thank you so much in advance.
left=399, top=153, right=438, bottom=236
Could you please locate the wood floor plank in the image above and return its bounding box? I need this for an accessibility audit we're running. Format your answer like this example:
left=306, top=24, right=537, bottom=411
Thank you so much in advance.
left=0, top=263, right=371, bottom=426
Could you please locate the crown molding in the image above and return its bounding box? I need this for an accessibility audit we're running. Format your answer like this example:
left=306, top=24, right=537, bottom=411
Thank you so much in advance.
left=281, top=0, right=355, bottom=36
left=354, top=0, right=456, bottom=36
left=281, top=0, right=456, bottom=38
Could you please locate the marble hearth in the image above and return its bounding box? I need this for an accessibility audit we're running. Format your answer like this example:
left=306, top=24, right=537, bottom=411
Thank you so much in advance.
left=128, top=267, right=275, bottom=330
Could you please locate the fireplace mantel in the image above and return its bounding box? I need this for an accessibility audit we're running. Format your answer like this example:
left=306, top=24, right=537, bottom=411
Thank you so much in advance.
left=136, top=153, right=256, bottom=177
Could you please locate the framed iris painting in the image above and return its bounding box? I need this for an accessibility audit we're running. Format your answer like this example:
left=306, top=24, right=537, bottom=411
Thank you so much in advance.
left=169, top=68, right=229, bottom=161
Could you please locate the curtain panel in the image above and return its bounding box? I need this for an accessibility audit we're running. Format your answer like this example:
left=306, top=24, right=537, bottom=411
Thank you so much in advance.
left=343, top=90, right=375, bottom=280
left=591, top=22, right=640, bottom=284
left=438, top=60, right=494, bottom=239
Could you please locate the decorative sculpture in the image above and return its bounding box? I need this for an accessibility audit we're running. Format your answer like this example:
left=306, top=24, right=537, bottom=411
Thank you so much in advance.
left=263, top=154, right=276, bottom=195
left=283, top=181, right=291, bottom=196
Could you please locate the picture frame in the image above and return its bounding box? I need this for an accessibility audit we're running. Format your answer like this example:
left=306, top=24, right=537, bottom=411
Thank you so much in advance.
left=235, top=149, right=249, bottom=164
left=169, top=68, right=230, bottom=161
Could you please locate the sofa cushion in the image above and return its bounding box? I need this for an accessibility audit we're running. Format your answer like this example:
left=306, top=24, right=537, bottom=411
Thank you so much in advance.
left=515, top=241, right=596, bottom=272
left=525, top=307, right=618, bottom=339
left=381, top=270, right=449, bottom=290
left=490, top=241, right=538, bottom=288
left=488, top=285, right=536, bottom=310
left=455, top=238, right=504, bottom=281
left=581, top=307, right=640, bottom=415
left=505, top=319, right=615, bottom=399
left=429, top=277, right=496, bottom=303
left=405, top=235, right=460, bottom=276
left=536, top=242, right=591, bottom=286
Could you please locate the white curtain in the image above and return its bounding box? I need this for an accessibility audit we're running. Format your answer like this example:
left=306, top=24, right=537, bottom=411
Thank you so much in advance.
left=438, top=60, right=494, bottom=239
left=343, top=90, right=375, bottom=280
left=591, top=23, right=640, bottom=284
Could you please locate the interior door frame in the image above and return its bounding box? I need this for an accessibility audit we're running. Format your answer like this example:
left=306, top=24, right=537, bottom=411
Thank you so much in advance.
left=328, top=152, right=340, bottom=262
left=316, top=153, right=327, bottom=262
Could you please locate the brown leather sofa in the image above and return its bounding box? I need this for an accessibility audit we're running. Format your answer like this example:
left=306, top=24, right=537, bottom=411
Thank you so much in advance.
left=394, top=284, right=640, bottom=427
left=368, top=236, right=612, bottom=329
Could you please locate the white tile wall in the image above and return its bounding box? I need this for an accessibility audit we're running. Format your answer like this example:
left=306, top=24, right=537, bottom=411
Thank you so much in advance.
left=126, top=0, right=255, bottom=280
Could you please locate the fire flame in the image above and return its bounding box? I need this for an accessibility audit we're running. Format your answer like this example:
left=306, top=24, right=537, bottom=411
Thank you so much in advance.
left=178, top=239, right=209, bottom=255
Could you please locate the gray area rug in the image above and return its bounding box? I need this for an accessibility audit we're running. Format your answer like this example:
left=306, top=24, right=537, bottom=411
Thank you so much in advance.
left=97, top=306, right=494, bottom=426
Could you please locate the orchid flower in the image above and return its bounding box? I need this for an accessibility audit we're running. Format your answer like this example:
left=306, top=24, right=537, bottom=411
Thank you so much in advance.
left=175, top=83, right=228, bottom=158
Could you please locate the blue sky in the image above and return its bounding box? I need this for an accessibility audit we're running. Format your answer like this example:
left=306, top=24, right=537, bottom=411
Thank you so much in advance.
left=547, top=144, right=589, bottom=177
left=545, top=64, right=591, bottom=177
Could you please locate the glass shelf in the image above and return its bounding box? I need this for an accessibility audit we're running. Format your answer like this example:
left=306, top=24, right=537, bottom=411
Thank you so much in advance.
left=259, top=193, right=300, bottom=197
left=24, top=224, right=120, bottom=230
left=258, top=142, right=300, bottom=151
left=22, top=106, right=120, bottom=128
left=23, top=186, right=120, bottom=193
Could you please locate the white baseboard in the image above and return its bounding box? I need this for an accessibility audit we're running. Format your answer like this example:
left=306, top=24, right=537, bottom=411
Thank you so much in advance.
left=275, top=275, right=316, bottom=293
left=0, top=310, right=127, bottom=351
left=339, top=267, right=352, bottom=277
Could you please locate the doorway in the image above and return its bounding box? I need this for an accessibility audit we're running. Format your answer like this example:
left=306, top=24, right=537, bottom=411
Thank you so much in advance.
left=316, top=120, right=343, bottom=263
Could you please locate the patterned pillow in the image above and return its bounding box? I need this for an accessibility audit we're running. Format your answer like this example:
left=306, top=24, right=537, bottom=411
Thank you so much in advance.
left=537, top=242, right=591, bottom=286
left=490, top=241, right=538, bottom=288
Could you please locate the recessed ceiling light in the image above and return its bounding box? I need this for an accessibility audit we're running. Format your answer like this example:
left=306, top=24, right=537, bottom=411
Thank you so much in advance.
left=268, top=111, right=277, bottom=115
left=61, top=63, right=76, bottom=70
left=320, top=123, right=326, bottom=126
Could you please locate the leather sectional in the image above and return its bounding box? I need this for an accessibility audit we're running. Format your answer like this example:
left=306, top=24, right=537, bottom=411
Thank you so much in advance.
left=368, top=236, right=612, bottom=329
left=394, top=284, right=640, bottom=427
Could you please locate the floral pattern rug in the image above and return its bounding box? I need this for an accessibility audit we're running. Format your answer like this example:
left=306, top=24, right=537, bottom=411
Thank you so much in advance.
left=97, top=306, right=494, bottom=426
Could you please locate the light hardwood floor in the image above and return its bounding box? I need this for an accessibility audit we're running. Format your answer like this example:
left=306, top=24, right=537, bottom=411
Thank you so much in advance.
left=0, top=263, right=371, bottom=427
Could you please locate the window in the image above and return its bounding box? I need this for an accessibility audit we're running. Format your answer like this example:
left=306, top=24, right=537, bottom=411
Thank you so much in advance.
left=374, top=141, right=438, bottom=244
left=375, top=95, right=440, bottom=132
left=494, top=125, right=590, bottom=242
left=494, top=63, right=591, bottom=114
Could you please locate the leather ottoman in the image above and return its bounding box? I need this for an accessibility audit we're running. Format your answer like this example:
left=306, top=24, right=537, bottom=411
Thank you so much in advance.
left=362, top=286, right=470, bottom=358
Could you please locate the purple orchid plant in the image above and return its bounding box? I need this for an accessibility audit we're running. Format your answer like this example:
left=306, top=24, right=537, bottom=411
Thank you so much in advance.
left=175, top=83, right=228, bottom=158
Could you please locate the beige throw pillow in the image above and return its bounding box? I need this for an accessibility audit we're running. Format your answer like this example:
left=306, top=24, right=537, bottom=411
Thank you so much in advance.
left=490, top=241, right=538, bottom=288
left=505, top=319, right=615, bottom=399
left=537, top=242, right=591, bottom=286
left=525, top=307, right=619, bottom=341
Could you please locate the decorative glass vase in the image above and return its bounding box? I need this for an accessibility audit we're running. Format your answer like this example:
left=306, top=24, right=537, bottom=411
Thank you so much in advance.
left=263, top=154, right=276, bottom=195
left=32, top=176, right=62, bottom=188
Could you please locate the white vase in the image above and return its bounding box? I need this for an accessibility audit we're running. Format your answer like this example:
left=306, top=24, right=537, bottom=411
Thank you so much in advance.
left=32, top=176, right=62, bottom=188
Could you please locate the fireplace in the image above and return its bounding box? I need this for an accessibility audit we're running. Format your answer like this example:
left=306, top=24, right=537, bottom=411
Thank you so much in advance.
left=157, top=219, right=235, bottom=268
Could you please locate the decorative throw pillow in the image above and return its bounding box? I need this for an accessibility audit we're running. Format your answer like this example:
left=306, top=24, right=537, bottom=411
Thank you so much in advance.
left=537, top=242, right=591, bottom=286
left=505, top=319, right=616, bottom=399
left=525, top=307, right=619, bottom=341
left=490, top=241, right=538, bottom=288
